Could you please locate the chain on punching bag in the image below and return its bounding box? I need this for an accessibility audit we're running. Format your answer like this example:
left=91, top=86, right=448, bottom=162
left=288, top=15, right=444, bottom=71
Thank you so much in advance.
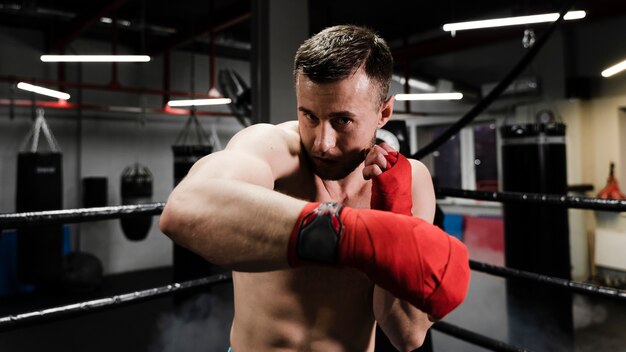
left=119, top=163, right=153, bottom=241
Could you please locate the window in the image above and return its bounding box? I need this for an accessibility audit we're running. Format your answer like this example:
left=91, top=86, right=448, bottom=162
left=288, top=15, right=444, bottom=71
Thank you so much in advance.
left=423, top=123, right=499, bottom=191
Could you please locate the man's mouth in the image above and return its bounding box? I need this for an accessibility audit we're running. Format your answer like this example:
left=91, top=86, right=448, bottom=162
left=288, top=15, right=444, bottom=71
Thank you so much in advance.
left=312, top=156, right=337, bottom=164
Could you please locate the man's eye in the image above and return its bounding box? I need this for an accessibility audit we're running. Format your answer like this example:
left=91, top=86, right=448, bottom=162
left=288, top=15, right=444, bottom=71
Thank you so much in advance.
left=335, top=117, right=351, bottom=126
left=304, top=112, right=318, bottom=121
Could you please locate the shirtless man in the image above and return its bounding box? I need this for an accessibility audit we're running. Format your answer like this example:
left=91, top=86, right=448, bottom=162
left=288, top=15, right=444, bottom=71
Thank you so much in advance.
left=160, top=25, right=470, bottom=352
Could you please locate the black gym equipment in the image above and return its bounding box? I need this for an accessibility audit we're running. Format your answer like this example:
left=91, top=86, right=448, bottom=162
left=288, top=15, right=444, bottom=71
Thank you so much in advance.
left=15, top=109, right=64, bottom=286
left=218, top=68, right=252, bottom=127
left=119, top=163, right=153, bottom=241
left=501, top=122, right=573, bottom=351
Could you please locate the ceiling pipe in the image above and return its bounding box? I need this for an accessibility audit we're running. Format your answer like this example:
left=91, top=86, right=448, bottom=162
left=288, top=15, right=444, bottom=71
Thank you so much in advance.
left=392, top=3, right=626, bottom=62
left=110, top=14, right=120, bottom=89
left=11, top=6, right=253, bottom=114
left=0, top=75, right=208, bottom=98
left=163, top=49, right=171, bottom=106
left=0, top=98, right=233, bottom=117
left=161, top=10, right=251, bottom=103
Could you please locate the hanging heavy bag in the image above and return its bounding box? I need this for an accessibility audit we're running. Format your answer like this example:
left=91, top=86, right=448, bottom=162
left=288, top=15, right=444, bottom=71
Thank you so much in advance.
left=120, top=163, right=153, bottom=241
left=171, top=111, right=218, bottom=284
left=16, top=108, right=64, bottom=285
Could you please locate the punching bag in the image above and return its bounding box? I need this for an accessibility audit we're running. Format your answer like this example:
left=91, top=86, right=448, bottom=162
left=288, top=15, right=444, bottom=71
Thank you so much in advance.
left=173, top=145, right=212, bottom=186
left=120, top=163, right=153, bottom=241
left=501, top=122, right=573, bottom=351
left=16, top=108, right=64, bottom=285
left=171, top=111, right=219, bottom=285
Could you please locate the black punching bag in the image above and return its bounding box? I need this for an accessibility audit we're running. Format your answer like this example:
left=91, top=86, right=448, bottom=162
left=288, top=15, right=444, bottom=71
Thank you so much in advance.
left=16, top=109, right=64, bottom=285
left=501, top=123, right=572, bottom=352
left=120, top=163, right=153, bottom=241
left=172, top=145, right=213, bottom=186
left=16, top=152, right=64, bottom=285
left=172, top=146, right=216, bottom=282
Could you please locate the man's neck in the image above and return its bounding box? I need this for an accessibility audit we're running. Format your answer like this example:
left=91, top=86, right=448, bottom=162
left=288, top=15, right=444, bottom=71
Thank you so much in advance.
left=316, top=164, right=370, bottom=202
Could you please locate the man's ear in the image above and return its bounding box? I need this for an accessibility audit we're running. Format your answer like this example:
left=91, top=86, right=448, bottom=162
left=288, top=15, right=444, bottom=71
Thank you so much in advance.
left=378, top=95, right=394, bottom=128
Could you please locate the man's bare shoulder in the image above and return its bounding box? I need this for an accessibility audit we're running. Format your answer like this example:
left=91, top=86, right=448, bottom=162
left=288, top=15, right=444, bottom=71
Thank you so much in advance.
left=217, top=121, right=302, bottom=181
left=407, top=158, right=431, bottom=180
left=407, top=157, right=436, bottom=222
left=227, top=121, right=300, bottom=153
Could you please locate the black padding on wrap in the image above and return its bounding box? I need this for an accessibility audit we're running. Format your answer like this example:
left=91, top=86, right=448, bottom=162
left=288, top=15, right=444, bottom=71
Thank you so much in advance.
left=297, top=204, right=343, bottom=265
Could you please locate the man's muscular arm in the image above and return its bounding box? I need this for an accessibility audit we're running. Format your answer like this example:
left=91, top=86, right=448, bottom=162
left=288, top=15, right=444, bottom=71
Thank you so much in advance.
left=366, top=144, right=437, bottom=351
left=160, top=123, right=304, bottom=272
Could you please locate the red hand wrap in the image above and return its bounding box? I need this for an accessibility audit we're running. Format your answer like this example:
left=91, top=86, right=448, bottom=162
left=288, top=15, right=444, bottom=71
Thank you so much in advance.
left=371, top=152, right=413, bottom=215
left=288, top=202, right=470, bottom=320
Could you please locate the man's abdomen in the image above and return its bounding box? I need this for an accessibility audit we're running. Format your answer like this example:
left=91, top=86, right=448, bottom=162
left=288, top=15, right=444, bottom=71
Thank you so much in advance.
left=231, top=267, right=376, bottom=352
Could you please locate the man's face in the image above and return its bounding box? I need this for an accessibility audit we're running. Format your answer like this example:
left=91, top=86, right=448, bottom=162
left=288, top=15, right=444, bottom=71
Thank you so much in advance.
left=296, top=68, right=392, bottom=180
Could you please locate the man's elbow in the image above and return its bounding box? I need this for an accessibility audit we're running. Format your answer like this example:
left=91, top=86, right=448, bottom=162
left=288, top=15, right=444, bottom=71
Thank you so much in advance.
left=159, top=197, right=186, bottom=242
left=395, top=329, right=428, bottom=352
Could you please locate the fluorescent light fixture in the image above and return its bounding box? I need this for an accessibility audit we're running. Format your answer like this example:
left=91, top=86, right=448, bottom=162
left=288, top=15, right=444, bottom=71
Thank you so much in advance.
left=17, top=82, right=70, bottom=100
left=40, top=55, right=151, bottom=62
left=167, top=98, right=232, bottom=107
left=443, top=10, right=586, bottom=32
left=391, top=74, right=436, bottom=92
left=99, top=17, right=130, bottom=26
left=395, top=93, right=463, bottom=101
left=601, top=58, right=626, bottom=78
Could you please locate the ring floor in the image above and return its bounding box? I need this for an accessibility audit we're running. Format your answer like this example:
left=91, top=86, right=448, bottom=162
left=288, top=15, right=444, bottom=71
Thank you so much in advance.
left=1, top=266, right=625, bottom=351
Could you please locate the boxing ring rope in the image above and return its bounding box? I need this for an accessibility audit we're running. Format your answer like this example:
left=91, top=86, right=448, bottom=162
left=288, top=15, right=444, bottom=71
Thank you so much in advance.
left=3, top=185, right=625, bottom=231
left=3, top=200, right=626, bottom=304
left=0, top=203, right=165, bottom=229
left=432, top=321, right=530, bottom=352
left=436, top=188, right=626, bottom=212
left=470, top=260, right=626, bottom=302
left=3, top=202, right=626, bottom=351
left=0, top=273, right=232, bottom=333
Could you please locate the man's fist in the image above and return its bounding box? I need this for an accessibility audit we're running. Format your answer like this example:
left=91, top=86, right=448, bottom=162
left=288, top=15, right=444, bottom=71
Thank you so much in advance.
left=363, top=142, right=397, bottom=180
left=366, top=143, right=413, bottom=216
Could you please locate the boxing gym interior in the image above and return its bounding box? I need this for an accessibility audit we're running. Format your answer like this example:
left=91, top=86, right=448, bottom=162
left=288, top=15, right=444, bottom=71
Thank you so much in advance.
left=1, top=0, right=626, bottom=351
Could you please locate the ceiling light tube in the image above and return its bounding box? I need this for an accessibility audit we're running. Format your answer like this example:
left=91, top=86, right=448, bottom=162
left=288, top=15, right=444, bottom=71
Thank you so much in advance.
left=167, top=98, right=232, bottom=107
left=17, top=82, right=70, bottom=100
left=395, top=93, right=463, bottom=101
left=391, top=75, right=436, bottom=92
left=443, top=10, right=586, bottom=32
left=601, top=59, right=626, bottom=78
left=41, top=55, right=151, bottom=62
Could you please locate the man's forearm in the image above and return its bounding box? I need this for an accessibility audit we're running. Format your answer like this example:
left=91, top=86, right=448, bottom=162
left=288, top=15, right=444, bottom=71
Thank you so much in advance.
left=161, top=178, right=306, bottom=272
left=374, top=286, right=433, bottom=351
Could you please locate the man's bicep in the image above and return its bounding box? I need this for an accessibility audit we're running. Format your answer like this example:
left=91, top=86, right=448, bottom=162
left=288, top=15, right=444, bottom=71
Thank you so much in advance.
left=186, top=150, right=275, bottom=189
left=184, top=123, right=298, bottom=190
left=409, top=159, right=436, bottom=223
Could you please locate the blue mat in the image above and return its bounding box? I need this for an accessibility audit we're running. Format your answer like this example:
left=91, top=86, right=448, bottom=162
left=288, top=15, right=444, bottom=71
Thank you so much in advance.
left=0, top=226, right=71, bottom=296
left=443, top=213, right=464, bottom=241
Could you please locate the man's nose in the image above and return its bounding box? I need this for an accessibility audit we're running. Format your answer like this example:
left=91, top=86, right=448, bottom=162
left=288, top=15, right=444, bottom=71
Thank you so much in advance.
left=313, top=123, right=336, bottom=154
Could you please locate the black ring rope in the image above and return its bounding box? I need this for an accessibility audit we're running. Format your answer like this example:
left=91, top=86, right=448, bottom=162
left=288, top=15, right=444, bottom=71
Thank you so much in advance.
left=0, top=203, right=165, bottom=230
left=0, top=273, right=232, bottom=333
left=411, top=1, right=573, bottom=160
left=433, top=321, right=531, bottom=352
left=0, top=270, right=525, bottom=352
left=3, top=186, right=625, bottom=232
left=470, top=260, right=626, bottom=302
left=436, top=187, right=626, bottom=212
left=3, top=204, right=626, bottom=302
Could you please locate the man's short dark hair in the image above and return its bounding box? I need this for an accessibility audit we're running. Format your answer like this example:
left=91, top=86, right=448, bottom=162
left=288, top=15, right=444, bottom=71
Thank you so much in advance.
left=294, top=25, right=394, bottom=106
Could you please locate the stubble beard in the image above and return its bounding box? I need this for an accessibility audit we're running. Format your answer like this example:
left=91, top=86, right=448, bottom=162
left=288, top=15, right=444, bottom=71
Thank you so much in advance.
left=305, top=135, right=376, bottom=181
